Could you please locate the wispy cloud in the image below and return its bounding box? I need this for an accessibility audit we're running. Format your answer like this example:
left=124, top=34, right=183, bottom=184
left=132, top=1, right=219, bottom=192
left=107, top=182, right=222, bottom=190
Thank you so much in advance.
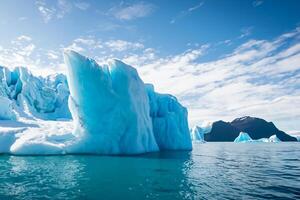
left=65, top=37, right=144, bottom=62
left=56, top=0, right=72, bottom=19
left=105, top=40, right=144, bottom=52
left=239, top=26, right=254, bottom=39
left=17, top=35, right=32, bottom=41
left=109, top=2, right=155, bottom=20
left=253, top=0, right=264, bottom=7
left=35, top=0, right=79, bottom=23
left=36, top=0, right=56, bottom=23
left=18, top=17, right=28, bottom=21
left=74, top=1, right=90, bottom=10
left=188, top=2, right=204, bottom=12
left=170, top=1, right=204, bottom=24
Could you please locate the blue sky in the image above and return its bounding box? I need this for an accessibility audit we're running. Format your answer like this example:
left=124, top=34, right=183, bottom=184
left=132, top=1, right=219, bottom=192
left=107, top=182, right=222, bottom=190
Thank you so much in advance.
left=0, top=0, right=300, bottom=134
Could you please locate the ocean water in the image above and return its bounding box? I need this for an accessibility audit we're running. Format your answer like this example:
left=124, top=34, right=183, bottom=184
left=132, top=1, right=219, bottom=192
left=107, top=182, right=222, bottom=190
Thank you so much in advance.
left=0, top=143, right=299, bottom=200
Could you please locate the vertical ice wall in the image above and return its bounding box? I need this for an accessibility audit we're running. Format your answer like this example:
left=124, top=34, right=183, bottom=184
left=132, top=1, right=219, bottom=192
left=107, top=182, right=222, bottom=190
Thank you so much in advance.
left=146, top=84, right=192, bottom=150
left=64, top=50, right=159, bottom=154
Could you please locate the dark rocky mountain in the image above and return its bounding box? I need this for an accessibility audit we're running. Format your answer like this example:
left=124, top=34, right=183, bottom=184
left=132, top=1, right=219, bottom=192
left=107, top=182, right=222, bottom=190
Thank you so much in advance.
left=204, top=120, right=240, bottom=142
left=204, top=116, right=297, bottom=142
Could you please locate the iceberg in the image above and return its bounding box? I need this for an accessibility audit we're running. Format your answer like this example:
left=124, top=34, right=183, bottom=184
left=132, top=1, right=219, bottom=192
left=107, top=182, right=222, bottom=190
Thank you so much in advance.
left=268, top=135, right=281, bottom=143
left=257, top=138, right=270, bottom=143
left=190, top=126, right=205, bottom=142
left=190, top=122, right=213, bottom=142
left=64, top=50, right=159, bottom=154
left=146, top=84, right=192, bottom=150
left=0, top=50, right=192, bottom=155
left=234, top=132, right=253, bottom=143
left=234, top=132, right=282, bottom=143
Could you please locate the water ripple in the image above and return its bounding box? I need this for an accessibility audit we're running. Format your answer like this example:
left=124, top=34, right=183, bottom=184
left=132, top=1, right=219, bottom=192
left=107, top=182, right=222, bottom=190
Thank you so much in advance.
left=0, top=143, right=299, bottom=199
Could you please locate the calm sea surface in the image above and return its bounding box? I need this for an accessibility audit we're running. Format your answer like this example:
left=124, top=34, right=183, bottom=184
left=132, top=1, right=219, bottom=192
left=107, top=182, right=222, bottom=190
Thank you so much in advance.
left=0, top=143, right=299, bottom=200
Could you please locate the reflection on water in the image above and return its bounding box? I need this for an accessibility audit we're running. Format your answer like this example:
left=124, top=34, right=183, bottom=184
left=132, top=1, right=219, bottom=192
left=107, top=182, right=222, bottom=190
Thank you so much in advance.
left=0, top=143, right=300, bottom=199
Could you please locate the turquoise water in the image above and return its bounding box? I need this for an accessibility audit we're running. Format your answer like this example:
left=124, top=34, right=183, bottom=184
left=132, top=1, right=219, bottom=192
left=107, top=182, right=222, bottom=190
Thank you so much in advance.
left=0, top=143, right=300, bottom=200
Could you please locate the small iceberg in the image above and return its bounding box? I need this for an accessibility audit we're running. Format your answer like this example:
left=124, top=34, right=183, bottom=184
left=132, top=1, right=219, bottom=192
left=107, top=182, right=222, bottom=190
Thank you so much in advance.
left=234, top=132, right=282, bottom=143
left=268, top=135, right=281, bottom=143
left=190, top=126, right=205, bottom=142
left=234, top=132, right=253, bottom=143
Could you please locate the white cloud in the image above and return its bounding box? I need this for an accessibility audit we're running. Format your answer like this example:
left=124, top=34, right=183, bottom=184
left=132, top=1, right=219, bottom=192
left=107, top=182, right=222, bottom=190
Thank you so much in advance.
left=66, top=37, right=103, bottom=53
left=239, top=26, right=254, bottom=39
left=74, top=2, right=90, bottom=10
left=105, top=40, right=144, bottom=52
left=188, top=2, right=204, bottom=12
left=253, top=0, right=263, bottom=7
left=47, top=50, right=59, bottom=60
left=18, top=17, right=28, bottom=21
left=35, top=0, right=73, bottom=22
left=56, top=0, right=72, bottom=19
left=0, top=36, right=65, bottom=75
left=171, top=1, right=204, bottom=24
left=17, top=35, right=32, bottom=41
left=109, top=2, right=155, bottom=20
left=36, top=2, right=56, bottom=23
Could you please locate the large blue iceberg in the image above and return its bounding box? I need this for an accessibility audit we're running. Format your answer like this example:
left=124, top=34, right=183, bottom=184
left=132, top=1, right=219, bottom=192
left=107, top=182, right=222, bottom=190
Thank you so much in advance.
left=0, top=50, right=192, bottom=154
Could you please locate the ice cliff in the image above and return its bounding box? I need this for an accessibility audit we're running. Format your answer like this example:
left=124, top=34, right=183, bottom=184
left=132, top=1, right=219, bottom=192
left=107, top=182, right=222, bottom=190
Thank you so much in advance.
left=0, top=51, right=192, bottom=154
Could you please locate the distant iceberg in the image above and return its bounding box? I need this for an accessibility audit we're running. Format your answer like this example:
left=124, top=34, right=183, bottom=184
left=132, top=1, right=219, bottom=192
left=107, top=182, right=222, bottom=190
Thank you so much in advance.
left=190, top=126, right=205, bottom=142
left=268, top=135, right=281, bottom=143
left=0, top=50, right=192, bottom=155
left=190, top=126, right=204, bottom=141
left=190, top=122, right=212, bottom=142
left=234, top=132, right=253, bottom=143
left=234, top=132, right=282, bottom=143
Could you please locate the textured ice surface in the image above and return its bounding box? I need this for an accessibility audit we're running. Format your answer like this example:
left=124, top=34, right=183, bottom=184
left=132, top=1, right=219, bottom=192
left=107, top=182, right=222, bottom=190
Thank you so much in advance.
left=0, top=97, right=16, bottom=120
left=146, top=84, right=192, bottom=150
left=0, top=66, right=71, bottom=120
left=234, top=132, right=253, bottom=143
left=64, top=50, right=159, bottom=154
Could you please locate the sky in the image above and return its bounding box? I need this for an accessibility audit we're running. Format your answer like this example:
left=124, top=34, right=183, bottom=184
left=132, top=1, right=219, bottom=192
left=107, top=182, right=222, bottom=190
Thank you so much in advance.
left=0, top=0, right=300, bottom=134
